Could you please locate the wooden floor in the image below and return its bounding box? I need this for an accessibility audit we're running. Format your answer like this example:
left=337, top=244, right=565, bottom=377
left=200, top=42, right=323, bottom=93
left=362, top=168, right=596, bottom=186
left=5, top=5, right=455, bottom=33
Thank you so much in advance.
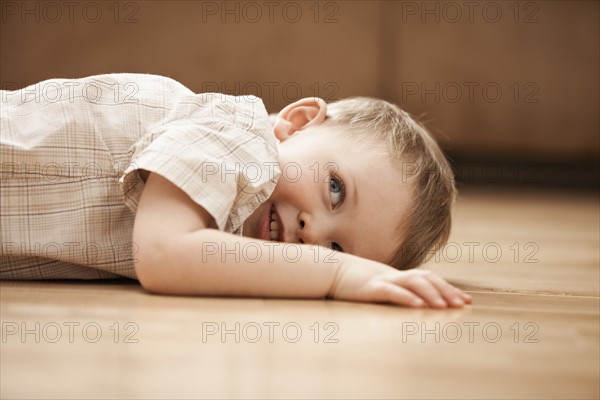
left=1, top=186, right=598, bottom=399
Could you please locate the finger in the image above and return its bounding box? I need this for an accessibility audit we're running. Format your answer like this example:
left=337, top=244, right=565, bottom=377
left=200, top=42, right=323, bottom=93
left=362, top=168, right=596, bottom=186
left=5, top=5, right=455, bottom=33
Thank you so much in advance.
left=376, top=283, right=427, bottom=308
left=461, top=292, right=473, bottom=304
left=451, top=288, right=473, bottom=303
left=401, top=277, right=449, bottom=308
left=451, top=285, right=473, bottom=302
left=427, top=275, right=469, bottom=308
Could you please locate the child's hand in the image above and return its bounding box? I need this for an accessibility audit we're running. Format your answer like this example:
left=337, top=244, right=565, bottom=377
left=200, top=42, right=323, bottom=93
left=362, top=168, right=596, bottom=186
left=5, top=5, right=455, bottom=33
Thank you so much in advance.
left=329, top=255, right=472, bottom=308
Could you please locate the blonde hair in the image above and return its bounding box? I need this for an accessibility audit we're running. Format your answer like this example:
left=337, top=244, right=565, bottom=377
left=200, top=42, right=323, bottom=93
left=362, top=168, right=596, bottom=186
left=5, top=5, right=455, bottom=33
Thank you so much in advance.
left=323, top=97, right=457, bottom=270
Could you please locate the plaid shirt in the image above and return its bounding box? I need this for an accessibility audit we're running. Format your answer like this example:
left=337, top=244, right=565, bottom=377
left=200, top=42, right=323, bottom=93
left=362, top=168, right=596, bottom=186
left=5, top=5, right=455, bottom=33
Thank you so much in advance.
left=1, top=74, right=280, bottom=279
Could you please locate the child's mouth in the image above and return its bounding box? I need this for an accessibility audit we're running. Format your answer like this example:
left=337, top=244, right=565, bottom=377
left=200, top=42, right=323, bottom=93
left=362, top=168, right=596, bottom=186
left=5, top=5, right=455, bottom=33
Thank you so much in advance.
left=269, top=205, right=282, bottom=241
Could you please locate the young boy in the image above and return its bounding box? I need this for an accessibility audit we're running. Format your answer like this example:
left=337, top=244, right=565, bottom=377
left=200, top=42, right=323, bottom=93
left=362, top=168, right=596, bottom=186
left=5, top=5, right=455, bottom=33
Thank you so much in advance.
left=0, top=73, right=471, bottom=309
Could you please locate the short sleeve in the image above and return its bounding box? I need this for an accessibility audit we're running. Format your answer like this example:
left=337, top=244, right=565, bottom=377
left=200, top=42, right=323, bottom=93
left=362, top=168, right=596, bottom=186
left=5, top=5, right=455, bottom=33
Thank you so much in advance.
left=119, top=93, right=280, bottom=232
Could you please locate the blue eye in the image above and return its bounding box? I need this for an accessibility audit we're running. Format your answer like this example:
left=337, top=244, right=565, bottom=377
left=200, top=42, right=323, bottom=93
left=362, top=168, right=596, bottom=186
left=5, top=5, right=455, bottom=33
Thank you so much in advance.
left=329, top=176, right=345, bottom=208
left=331, top=242, right=344, bottom=252
left=328, top=176, right=345, bottom=252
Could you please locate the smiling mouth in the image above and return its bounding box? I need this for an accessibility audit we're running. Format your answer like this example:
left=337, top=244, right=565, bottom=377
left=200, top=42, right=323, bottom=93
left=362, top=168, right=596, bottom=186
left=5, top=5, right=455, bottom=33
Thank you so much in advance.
left=269, top=205, right=282, bottom=241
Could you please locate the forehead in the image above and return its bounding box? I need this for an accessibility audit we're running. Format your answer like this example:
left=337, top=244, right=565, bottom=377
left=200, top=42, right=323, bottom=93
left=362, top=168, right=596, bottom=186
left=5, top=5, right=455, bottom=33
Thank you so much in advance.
left=315, top=129, right=412, bottom=263
left=340, top=152, right=412, bottom=263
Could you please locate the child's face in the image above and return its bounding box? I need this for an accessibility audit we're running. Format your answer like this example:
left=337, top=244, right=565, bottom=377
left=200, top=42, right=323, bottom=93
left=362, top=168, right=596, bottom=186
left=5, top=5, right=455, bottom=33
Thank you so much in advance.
left=243, top=125, right=413, bottom=264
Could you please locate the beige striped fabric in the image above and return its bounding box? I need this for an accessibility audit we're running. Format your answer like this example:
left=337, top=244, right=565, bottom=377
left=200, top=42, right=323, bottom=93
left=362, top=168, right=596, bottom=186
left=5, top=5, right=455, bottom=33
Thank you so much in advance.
left=1, top=73, right=280, bottom=280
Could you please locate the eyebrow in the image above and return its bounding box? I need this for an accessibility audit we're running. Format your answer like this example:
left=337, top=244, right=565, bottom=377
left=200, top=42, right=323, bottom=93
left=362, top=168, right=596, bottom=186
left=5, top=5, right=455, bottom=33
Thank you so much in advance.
left=342, top=172, right=358, bottom=255
left=350, top=173, right=358, bottom=208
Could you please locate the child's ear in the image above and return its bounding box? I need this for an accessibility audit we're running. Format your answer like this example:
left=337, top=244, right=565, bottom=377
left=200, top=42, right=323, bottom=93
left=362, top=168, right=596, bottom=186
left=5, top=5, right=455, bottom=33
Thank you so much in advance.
left=273, top=97, right=327, bottom=141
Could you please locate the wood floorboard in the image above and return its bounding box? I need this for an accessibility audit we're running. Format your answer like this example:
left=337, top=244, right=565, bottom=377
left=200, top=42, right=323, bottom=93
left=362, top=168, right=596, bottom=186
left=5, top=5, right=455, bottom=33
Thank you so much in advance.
left=1, top=186, right=598, bottom=399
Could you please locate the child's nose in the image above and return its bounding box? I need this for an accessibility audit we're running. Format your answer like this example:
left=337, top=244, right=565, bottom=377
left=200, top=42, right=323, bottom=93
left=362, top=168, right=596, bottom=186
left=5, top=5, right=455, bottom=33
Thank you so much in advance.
left=296, top=211, right=324, bottom=245
left=296, top=212, right=312, bottom=244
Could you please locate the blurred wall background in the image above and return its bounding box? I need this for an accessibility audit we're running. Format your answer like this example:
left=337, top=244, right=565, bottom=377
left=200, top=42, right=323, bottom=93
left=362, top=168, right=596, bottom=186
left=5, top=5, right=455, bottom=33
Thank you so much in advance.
left=1, top=0, right=598, bottom=187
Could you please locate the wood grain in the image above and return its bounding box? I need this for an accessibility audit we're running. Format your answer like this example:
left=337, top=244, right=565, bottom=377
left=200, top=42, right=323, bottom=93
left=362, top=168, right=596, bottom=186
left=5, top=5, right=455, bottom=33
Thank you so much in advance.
left=1, top=187, right=598, bottom=399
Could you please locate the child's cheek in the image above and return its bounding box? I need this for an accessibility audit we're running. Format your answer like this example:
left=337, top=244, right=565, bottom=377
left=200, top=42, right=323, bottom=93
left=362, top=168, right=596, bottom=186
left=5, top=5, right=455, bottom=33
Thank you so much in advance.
left=272, top=169, right=312, bottom=203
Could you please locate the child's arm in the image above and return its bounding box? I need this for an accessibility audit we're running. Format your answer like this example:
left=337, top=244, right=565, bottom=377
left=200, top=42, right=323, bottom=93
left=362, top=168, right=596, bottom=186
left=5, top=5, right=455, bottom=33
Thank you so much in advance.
left=133, top=172, right=472, bottom=308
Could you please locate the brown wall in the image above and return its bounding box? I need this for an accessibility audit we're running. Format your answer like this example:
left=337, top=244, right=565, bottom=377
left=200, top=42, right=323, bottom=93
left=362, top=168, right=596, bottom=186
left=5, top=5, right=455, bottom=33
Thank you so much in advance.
left=1, top=1, right=598, bottom=181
